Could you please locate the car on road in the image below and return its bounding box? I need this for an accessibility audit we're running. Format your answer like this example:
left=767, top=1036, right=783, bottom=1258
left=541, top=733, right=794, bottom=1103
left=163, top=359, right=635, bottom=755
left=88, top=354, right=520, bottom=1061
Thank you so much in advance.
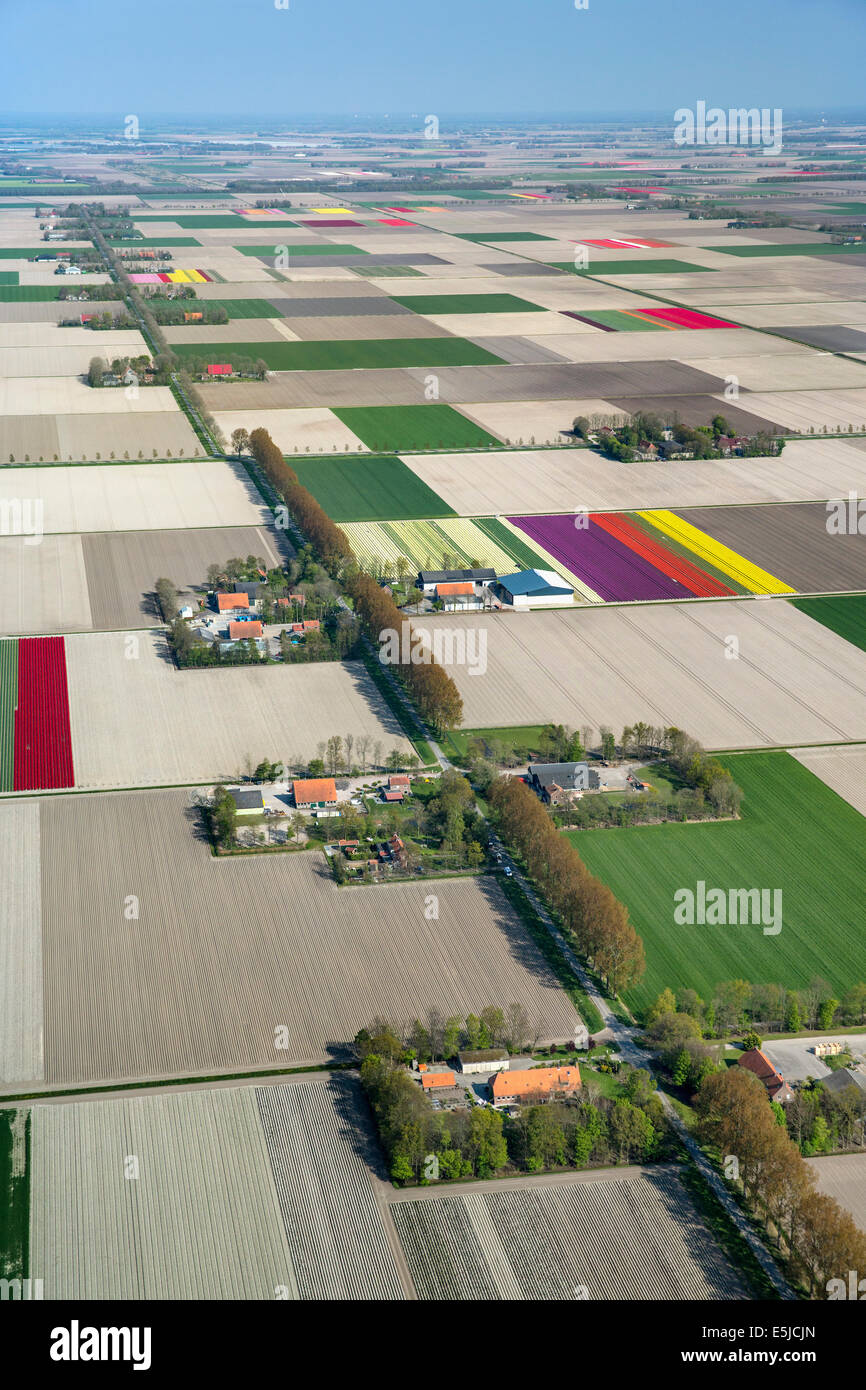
left=504, top=866, right=513, bottom=877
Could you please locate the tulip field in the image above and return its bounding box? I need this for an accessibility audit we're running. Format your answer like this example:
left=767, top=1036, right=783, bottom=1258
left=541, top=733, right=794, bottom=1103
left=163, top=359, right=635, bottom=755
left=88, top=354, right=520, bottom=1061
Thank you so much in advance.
left=0, top=636, right=74, bottom=791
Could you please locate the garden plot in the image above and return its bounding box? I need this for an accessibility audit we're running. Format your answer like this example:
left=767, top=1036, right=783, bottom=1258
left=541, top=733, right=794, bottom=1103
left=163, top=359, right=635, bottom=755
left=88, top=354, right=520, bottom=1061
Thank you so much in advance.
left=417, top=600, right=866, bottom=748
left=29, top=1088, right=294, bottom=1299
left=0, top=801, right=43, bottom=1084
left=391, top=1168, right=745, bottom=1300
left=807, top=1154, right=866, bottom=1234
left=0, top=460, right=267, bottom=534
left=676, top=502, right=866, bottom=594
left=0, top=535, right=92, bottom=635
left=789, top=745, right=866, bottom=819
left=213, top=406, right=367, bottom=454
left=722, top=389, right=866, bottom=433
left=64, top=636, right=413, bottom=790
left=82, top=525, right=280, bottom=631
left=403, top=439, right=866, bottom=514
left=38, top=791, right=579, bottom=1083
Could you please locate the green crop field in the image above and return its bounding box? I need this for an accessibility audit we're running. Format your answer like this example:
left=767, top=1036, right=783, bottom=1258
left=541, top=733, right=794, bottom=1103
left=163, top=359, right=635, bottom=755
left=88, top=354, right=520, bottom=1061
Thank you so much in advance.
left=580, top=309, right=669, bottom=331
left=791, top=594, right=866, bottom=654
left=714, top=242, right=866, bottom=258
left=473, top=516, right=551, bottom=569
left=186, top=298, right=278, bottom=319
left=0, top=639, right=18, bottom=792
left=571, top=751, right=866, bottom=1014
left=0, top=272, right=18, bottom=286
left=0, top=286, right=63, bottom=301
left=292, top=455, right=455, bottom=521
left=0, top=249, right=43, bottom=259
left=393, top=293, right=541, bottom=314
left=352, top=265, right=424, bottom=278
left=173, top=338, right=504, bottom=371
left=0, top=1110, right=29, bottom=1282
left=236, top=243, right=365, bottom=257
left=454, top=231, right=555, bottom=242
left=332, top=404, right=502, bottom=451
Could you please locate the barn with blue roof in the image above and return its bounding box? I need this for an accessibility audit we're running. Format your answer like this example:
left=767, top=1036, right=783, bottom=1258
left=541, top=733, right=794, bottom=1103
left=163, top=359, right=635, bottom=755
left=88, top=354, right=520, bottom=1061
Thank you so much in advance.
left=493, top=569, right=575, bottom=608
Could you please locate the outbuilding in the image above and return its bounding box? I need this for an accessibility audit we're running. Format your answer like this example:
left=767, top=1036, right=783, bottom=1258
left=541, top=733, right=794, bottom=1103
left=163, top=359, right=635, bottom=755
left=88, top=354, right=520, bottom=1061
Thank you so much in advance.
left=458, top=1049, right=509, bottom=1075
left=493, top=569, right=574, bottom=609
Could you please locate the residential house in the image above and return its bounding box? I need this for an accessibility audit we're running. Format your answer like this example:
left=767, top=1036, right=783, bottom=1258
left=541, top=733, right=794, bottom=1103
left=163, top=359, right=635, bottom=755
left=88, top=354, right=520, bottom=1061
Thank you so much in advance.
left=417, top=567, right=496, bottom=595
left=293, top=777, right=338, bottom=810
left=527, top=761, right=598, bottom=805
left=491, top=1065, right=581, bottom=1106
left=228, top=620, right=263, bottom=641
left=215, top=591, right=250, bottom=614
left=421, top=1070, right=458, bottom=1093
left=206, top=363, right=233, bottom=377
left=738, top=1048, right=794, bottom=1103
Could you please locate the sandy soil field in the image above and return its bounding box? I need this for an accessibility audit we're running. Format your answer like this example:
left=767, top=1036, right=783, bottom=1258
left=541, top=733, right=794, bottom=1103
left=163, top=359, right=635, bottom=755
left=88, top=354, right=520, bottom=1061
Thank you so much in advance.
left=807, top=1154, right=866, bottom=1234
left=789, top=745, right=866, bottom=819
left=162, top=320, right=290, bottom=344
left=37, top=790, right=579, bottom=1081
left=0, top=325, right=145, bottom=350
left=417, top=599, right=866, bottom=748
left=403, top=439, right=866, bottom=514
left=391, top=1167, right=746, bottom=1300
left=0, top=378, right=181, bottom=415
left=213, top=406, right=368, bottom=452
left=64, top=636, right=413, bottom=788
left=685, top=353, right=866, bottom=393
left=0, top=345, right=155, bottom=378
left=53, top=411, right=201, bottom=460
left=0, top=801, right=43, bottom=1084
left=0, top=460, right=267, bottom=533
left=0, top=534, right=92, bottom=635
left=723, top=389, right=866, bottom=432
left=29, top=1076, right=405, bottom=1299
left=284, top=314, right=452, bottom=341
left=714, top=301, right=866, bottom=329
left=455, top=400, right=630, bottom=444
left=82, top=524, right=280, bottom=630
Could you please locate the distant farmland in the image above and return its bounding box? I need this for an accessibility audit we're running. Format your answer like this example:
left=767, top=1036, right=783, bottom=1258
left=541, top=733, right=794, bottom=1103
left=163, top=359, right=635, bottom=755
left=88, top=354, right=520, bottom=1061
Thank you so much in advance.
left=332, top=404, right=502, bottom=452
left=171, top=338, right=506, bottom=371
left=573, top=752, right=866, bottom=1013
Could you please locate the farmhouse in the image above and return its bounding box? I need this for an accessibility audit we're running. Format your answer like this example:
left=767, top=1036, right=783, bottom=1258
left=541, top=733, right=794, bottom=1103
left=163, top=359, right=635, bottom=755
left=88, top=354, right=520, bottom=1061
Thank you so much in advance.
left=228, top=620, right=263, bottom=640
left=215, top=591, right=250, bottom=613
left=207, top=363, right=233, bottom=377
left=528, top=761, right=599, bottom=805
left=493, top=570, right=574, bottom=609
left=421, top=1069, right=458, bottom=1094
left=229, top=788, right=264, bottom=815
left=458, top=1049, right=509, bottom=1075
left=738, top=1048, right=794, bottom=1103
left=293, top=777, right=338, bottom=810
left=418, top=567, right=496, bottom=596
left=491, top=1065, right=581, bottom=1106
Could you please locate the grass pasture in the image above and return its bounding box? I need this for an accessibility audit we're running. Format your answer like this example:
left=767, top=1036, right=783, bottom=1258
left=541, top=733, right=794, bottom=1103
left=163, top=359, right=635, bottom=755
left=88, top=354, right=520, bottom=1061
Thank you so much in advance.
left=173, top=338, right=504, bottom=371
left=201, top=298, right=282, bottom=319
left=332, top=404, right=502, bottom=452
left=292, top=456, right=455, bottom=521
left=0, top=286, right=63, bottom=301
left=572, top=752, right=866, bottom=1013
left=791, top=594, right=866, bottom=655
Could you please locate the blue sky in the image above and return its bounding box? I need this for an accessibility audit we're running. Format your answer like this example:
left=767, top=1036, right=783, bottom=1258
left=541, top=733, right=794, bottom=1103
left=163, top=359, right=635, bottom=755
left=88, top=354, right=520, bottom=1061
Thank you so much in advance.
left=2, top=0, right=862, bottom=118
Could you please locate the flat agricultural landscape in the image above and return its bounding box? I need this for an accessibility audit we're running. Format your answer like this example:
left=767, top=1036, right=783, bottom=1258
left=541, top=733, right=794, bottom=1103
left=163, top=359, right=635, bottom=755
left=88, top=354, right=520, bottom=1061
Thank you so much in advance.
left=30, top=790, right=580, bottom=1085
left=789, top=743, right=866, bottom=818
left=292, top=455, right=454, bottom=521
left=29, top=1076, right=405, bottom=1298
left=807, top=1154, right=866, bottom=1235
left=401, top=440, right=866, bottom=515
left=63, top=634, right=413, bottom=790
left=420, top=599, right=866, bottom=748
left=0, top=460, right=269, bottom=533
left=676, top=502, right=866, bottom=594
left=390, top=1166, right=747, bottom=1300
left=573, top=752, right=866, bottom=1013
left=0, top=801, right=43, bottom=1084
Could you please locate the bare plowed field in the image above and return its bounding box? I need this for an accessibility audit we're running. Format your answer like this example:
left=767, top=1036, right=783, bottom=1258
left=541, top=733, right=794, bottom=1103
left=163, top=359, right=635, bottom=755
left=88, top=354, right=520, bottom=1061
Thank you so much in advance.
left=807, top=1154, right=866, bottom=1234
left=64, top=636, right=412, bottom=789
left=38, top=791, right=579, bottom=1083
left=419, top=601, right=866, bottom=748
left=0, top=801, right=43, bottom=1084
left=391, top=1167, right=746, bottom=1300
left=0, top=535, right=92, bottom=635
left=789, top=745, right=866, bottom=818
left=677, top=503, right=866, bottom=594
left=0, top=461, right=268, bottom=533
left=82, top=525, right=280, bottom=629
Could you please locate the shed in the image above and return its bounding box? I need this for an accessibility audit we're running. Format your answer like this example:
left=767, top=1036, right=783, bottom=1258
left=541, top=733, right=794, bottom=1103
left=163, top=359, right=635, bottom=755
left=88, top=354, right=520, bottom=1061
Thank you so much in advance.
left=458, top=1049, right=509, bottom=1075
left=494, top=569, right=574, bottom=609
left=229, top=788, right=264, bottom=814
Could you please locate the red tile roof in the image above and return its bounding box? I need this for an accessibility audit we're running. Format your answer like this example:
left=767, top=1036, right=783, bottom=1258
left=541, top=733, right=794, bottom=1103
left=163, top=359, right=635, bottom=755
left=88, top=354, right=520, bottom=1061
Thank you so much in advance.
left=492, top=1066, right=581, bottom=1101
left=421, top=1070, right=457, bottom=1089
left=293, top=777, right=337, bottom=804
left=437, top=581, right=475, bottom=597
left=216, top=591, right=249, bottom=611
left=228, top=620, right=262, bottom=640
left=206, top=363, right=232, bottom=375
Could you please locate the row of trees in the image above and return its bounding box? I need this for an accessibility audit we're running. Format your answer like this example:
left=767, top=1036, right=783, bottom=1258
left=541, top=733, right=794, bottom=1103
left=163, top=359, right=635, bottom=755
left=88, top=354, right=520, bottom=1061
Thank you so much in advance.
left=696, top=1067, right=866, bottom=1297
left=647, top=976, right=866, bottom=1036
left=248, top=427, right=354, bottom=572
left=345, top=571, right=464, bottom=734
left=489, top=775, right=645, bottom=996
